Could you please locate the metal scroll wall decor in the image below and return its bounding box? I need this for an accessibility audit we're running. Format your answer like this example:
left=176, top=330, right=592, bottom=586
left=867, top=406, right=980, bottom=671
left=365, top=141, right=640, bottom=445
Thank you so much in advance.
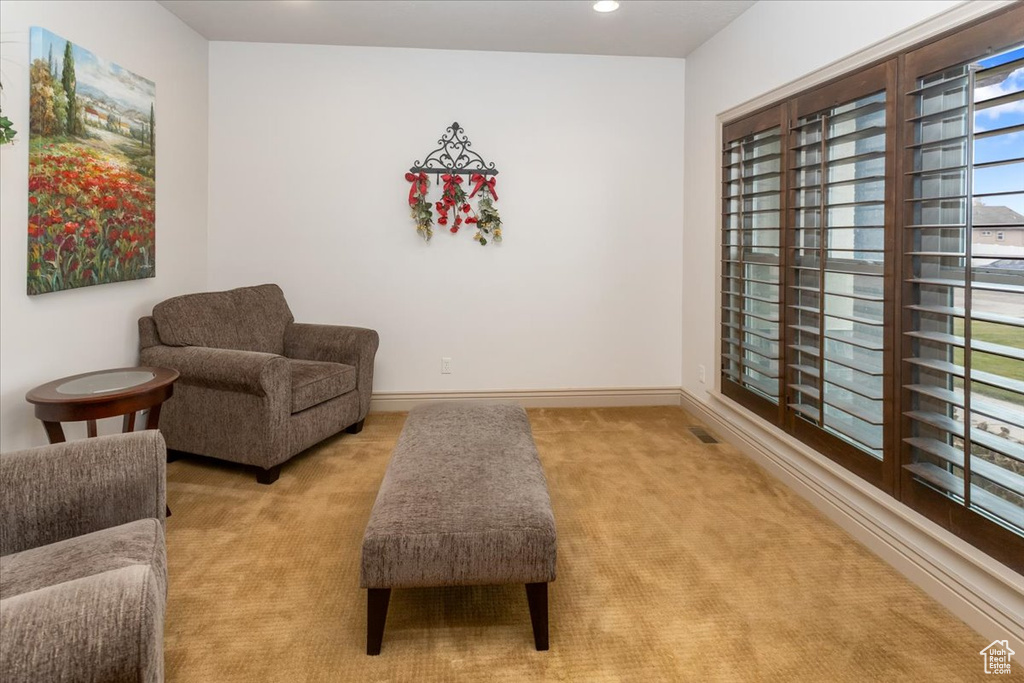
left=405, top=122, right=502, bottom=246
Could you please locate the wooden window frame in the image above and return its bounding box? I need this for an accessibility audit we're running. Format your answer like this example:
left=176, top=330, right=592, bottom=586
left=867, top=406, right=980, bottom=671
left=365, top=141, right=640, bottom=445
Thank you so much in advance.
left=718, top=3, right=1024, bottom=572
left=896, top=8, right=1024, bottom=572
left=721, top=104, right=789, bottom=425
left=784, top=60, right=898, bottom=493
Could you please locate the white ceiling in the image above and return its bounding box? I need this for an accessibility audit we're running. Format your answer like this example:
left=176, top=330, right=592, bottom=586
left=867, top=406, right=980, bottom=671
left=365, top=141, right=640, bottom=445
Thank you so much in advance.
left=158, top=0, right=756, bottom=59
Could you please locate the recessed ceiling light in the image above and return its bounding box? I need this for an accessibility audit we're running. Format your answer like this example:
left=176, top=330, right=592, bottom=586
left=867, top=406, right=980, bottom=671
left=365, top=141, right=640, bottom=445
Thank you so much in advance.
left=593, top=1, right=620, bottom=13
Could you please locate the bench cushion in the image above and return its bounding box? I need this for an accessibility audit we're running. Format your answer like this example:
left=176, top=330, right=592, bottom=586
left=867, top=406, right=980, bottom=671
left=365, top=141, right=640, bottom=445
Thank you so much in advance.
left=360, top=403, right=556, bottom=589
left=288, top=359, right=356, bottom=413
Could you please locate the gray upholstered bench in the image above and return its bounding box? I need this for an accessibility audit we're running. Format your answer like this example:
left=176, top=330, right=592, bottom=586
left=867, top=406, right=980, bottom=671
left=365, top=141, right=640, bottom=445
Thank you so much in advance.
left=360, top=402, right=557, bottom=655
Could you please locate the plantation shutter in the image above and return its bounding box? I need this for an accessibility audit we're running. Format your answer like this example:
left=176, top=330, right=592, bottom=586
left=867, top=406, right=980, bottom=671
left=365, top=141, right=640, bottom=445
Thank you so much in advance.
left=785, top=62, right=897, bottom=488
left=721, top=106, right=788, bottom=424
left=718, top=5, right=1024, bottom=570
left=901, top=12, right=1024, bottom=551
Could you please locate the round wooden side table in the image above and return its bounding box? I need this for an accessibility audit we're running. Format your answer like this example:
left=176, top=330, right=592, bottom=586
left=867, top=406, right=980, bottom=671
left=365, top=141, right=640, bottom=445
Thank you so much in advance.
left=26, top=366, right=179, bottom=444
left=27, top=366, right=179, bottom=517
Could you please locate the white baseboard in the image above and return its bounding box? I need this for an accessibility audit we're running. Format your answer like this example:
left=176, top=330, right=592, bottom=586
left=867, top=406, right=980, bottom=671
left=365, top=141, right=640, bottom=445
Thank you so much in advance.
left=679, top=388, right=1024, bottom=650
left=370, top=386, right=682, bottom=412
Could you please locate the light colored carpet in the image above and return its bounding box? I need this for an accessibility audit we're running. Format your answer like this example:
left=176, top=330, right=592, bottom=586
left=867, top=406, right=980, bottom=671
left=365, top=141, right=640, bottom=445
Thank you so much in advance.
left=164, top=407, right=998, bottom=681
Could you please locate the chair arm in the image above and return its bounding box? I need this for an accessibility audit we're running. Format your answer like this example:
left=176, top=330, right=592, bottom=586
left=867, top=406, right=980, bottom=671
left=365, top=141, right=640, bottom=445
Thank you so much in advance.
left=0, top=565, right=164, bottom=683
left=138, top=315, right=160, bottom=350
left=0, top=432, right=166, bottom=556
left=140, top=344, right=289, bottom=397
left=284, top=323, right=380, bottom=417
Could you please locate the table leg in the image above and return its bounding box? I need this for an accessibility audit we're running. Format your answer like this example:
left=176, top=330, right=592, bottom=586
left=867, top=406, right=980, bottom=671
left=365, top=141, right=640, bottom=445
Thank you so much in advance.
left=122, top=411, right=137, bottom=433
left=42, top=421, right=66, bottom=444
left=146, top=404, right=162, bottom=430
left=87, top=420, right=98, bottom=438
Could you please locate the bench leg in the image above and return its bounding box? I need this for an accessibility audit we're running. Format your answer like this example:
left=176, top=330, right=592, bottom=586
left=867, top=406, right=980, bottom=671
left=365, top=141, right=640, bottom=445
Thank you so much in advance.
left=525, top=582, right=549, bottom=651
left=366, top=588, right=391, bottom=655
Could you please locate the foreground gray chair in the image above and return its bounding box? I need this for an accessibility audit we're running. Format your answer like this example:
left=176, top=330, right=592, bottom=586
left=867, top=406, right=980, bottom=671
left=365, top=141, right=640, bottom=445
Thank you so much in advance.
left=0, top=432, right=167, bottom=683
left=139, top=283, right=379, bottom=484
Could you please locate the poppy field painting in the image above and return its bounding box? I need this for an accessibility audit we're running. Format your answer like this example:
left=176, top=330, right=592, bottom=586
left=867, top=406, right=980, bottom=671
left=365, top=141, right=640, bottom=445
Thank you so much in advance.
left=28, top=27, right=155, bottom=295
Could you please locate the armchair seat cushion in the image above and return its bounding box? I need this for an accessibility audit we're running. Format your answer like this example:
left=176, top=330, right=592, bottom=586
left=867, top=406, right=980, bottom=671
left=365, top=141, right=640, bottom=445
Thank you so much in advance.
left=0, top=519, right=166, bottom=601
left=289, top=359, right=357, bottom=414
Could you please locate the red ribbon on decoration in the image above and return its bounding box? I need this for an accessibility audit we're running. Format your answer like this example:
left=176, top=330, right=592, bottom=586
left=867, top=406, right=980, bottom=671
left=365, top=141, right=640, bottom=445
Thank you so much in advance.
left=469, top=174, right=498, bottom=200
left=405, top=172, right=428, bottom=206
left=441, top=174, right=463, bottom=192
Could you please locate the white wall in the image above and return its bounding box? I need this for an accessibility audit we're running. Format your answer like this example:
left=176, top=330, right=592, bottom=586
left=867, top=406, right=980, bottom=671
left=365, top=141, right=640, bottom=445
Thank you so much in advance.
left=208, top=43, right=685, bottom=394
left=681, top=0, right=962, bottom=402
left=0, top=1, right=209, bottom=450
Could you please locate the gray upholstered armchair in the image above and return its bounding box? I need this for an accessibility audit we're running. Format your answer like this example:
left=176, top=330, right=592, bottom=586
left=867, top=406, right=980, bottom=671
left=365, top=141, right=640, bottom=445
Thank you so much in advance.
left=139, top=284, right=379, bottom=483
left=0, top=432, right=167, bottom=683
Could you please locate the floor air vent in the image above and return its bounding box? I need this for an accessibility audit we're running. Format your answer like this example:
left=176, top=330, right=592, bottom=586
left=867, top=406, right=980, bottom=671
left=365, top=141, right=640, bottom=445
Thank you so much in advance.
left=689, top=427, right=719, bottom=444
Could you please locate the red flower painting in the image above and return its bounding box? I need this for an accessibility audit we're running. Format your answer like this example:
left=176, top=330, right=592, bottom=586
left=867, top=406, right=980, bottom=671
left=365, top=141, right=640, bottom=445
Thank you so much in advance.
left=27, top=28, right=155, bottom=295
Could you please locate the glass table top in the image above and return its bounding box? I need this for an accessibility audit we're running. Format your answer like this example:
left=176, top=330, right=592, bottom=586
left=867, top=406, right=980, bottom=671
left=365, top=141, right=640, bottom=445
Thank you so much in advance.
left=56, top=370, right=156, bottom=396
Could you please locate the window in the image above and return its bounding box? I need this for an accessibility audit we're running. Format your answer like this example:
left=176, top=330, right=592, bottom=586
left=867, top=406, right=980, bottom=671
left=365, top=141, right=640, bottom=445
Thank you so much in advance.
left=719, top=4, right=1023, bottom=570
left=786, top=62, right=895, bottom=487
left=721, top=106, right=787, bottom=424
left=900, top=16, right=1024, bottom=564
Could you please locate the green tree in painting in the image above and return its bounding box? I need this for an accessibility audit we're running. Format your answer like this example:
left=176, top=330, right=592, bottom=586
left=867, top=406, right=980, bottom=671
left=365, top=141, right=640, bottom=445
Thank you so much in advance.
left=149, top=103, right=155, bottom=155
left=62, top=41, right=79, bottom=136
left=28, top=56, right=68, bottom=136
left=53, top=84, right=68, bottom=134
left=29, top=61, right=58, bottom=136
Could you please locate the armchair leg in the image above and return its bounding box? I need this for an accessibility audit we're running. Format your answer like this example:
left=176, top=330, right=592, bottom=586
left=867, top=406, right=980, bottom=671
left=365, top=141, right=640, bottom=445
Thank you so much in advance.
left=256, top=464, right=282, bottom=485
left=346, top=419, right=365, bottom=435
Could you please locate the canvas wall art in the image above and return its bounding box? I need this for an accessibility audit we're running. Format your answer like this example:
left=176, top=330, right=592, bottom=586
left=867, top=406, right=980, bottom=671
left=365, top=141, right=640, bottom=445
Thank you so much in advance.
left=27, top=27, right=155, bottom=295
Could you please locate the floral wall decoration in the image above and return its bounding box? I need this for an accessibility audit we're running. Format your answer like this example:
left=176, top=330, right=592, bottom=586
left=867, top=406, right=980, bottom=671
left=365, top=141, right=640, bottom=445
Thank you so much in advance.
left=27, top=27, right=156, bottom=295
left=404, top=122, right=501, bottom=246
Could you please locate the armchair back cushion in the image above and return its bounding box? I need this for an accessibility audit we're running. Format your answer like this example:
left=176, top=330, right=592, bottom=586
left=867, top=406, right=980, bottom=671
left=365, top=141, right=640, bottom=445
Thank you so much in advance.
left=152, top=283, right=294, bottom=355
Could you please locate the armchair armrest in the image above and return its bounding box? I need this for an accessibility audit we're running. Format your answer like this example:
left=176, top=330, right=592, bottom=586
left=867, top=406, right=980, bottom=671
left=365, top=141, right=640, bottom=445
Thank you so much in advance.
left=284, top=323, right=379, bottom=366
left=285, top=323, right=380, bottom=417
left=0, top=432, right=166, bottom=556
left=140, top=345, right=288, bottom=397
left=0, top=565, right=164, bottom=682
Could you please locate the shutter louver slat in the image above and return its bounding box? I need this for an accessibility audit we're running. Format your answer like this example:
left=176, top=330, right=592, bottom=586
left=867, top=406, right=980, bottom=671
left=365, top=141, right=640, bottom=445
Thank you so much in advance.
left=903, top=463, right=1024, bottom=530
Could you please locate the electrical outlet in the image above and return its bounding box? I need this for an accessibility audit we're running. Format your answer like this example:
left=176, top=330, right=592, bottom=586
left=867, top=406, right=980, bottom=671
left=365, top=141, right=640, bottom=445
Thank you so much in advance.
left=441, top=357, right=452, bottom=374
left=698, top=364, right=706, bottom=384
